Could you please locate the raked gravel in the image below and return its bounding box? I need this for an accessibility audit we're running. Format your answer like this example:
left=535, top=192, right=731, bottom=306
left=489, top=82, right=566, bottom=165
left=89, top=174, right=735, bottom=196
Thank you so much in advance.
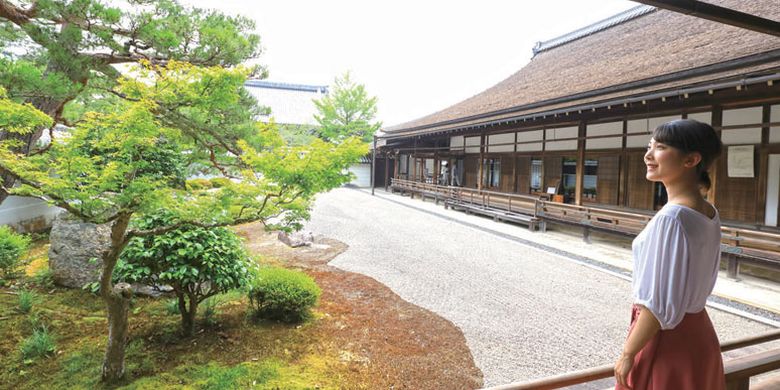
left=303, top=188, right=776, bottom=388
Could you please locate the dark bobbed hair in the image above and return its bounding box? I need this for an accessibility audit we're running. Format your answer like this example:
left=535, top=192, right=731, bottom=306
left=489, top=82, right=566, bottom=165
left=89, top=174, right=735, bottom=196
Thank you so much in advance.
left=652, top=119, right=723, bottom=189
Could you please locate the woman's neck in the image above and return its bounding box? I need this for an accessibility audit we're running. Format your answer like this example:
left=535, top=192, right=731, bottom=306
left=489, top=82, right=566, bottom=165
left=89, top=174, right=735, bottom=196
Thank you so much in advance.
left=664, top=177, right=704, bottom=208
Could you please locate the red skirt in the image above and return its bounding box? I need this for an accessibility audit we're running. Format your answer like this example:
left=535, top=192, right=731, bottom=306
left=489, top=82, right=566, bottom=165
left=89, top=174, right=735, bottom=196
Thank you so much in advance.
left=616, top=304, right=725, bottom=390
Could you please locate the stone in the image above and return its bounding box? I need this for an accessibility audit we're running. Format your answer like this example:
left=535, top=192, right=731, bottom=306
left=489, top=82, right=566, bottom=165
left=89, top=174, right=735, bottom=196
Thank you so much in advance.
left=277, top=230, right=314, bottom=248
left=130, top=283, right=174, bottom=298
left=48, top=214, right=111, bottom=289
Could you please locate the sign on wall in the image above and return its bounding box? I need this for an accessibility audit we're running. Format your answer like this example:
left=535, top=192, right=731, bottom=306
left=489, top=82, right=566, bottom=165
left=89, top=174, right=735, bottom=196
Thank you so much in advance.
left=728, top=145, right=754, bottom=178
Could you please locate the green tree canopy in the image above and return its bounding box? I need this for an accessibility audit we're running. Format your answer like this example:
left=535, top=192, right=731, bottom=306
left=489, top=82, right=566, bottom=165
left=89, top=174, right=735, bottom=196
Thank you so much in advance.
left=313, top=72, right=381, bottom=144
left=0, top=61, right=366, bottom=382
left=0, top=0, right=263, bottom=202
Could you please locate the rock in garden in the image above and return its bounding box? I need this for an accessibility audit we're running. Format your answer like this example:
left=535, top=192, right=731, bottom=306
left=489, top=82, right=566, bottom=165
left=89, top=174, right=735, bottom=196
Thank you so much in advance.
left=48, top=213, right=111, bottom=289
left=277, top=230, right=314, bottom=247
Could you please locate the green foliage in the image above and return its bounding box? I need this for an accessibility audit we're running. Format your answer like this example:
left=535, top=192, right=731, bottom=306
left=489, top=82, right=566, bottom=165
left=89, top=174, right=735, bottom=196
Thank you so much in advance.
left=313, top=72, right=381, bottom=143
left=186, top=178, right=213, bottom=190
left=32, top=268, right=55, bottom=290
left=19, top=326, right=56, bottom=360
left=17, top=290, right=36, bottom=314
left=120, top=360, right=280, bottom=390
left=116, top=212, right=252, bottom=294
left=0, top=57, right=364, bottom=380
left=115, top=211, right=252, bottom=333
left=277, top=123, right=319, bottom=146
left=248, top=267, right=321, bottom=323
left=164, top=299, right=180, bottom=315
left=208, top=177, right=232, bottom=188
left=0, top=0, right=261, bottom=115
left=201, top=295, right=220, bottom=326
left=0, top=86, right=54, bottom=138
left=0, top=226, right=31, bottom=279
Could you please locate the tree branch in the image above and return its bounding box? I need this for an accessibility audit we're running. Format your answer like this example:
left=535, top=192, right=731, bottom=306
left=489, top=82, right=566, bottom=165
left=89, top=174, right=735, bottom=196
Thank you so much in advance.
left=0, top=0, right=37, bottom=26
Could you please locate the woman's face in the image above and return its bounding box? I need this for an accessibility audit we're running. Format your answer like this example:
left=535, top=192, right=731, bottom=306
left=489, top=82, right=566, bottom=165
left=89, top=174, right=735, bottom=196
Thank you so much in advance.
left=644, top=138, right=699, bottom=184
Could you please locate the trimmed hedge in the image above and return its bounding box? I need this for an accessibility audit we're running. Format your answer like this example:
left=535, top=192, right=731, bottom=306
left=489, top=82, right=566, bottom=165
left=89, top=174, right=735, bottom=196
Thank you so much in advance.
left=248, top=267, right=321, bottom=323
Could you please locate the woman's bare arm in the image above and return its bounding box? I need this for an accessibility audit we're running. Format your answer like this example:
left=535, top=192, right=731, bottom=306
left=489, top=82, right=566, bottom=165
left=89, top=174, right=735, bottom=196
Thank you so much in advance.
left=615, top=306, right=661, bottom=389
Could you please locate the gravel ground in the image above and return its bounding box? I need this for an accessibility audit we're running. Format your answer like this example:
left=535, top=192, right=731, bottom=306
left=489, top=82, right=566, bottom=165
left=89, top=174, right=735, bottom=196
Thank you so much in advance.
left=303, top=188, right=776, bottom=388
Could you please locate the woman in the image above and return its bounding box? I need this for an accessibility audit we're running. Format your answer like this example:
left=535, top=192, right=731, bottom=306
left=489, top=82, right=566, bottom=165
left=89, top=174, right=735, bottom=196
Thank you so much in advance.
left=615, top=119, right=724, bottom=390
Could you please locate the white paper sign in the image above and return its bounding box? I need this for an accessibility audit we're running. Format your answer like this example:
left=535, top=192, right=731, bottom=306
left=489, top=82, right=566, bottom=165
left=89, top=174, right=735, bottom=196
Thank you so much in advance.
left=728, top=145, right=754, bottom=178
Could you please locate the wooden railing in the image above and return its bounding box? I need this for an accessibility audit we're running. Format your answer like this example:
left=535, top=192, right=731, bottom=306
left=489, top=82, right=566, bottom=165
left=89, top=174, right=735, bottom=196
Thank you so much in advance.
left=481, top=329, right=780, bottom=390
left=390, top=178, right=780, bottom=272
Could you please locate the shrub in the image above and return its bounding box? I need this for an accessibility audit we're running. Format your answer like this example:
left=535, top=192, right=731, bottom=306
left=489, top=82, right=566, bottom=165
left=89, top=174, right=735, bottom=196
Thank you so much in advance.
left=33, top=268, right=55, bottom=289
left=201, top=296, right=220, bottom=326
left=248, top=267, right=321, bottom=323
left=185, top=178, right=213, bottom=191
left=20, top=326, right=56, bottom=359
left=209, top=177, right=232, bottom=188
left=0, top=226, right=31, bottom=279
left=17, top=289, right=36, bottom=313
left=115, top=211, right=252, bottom=336
left=164, top=299, right=180, bottom=315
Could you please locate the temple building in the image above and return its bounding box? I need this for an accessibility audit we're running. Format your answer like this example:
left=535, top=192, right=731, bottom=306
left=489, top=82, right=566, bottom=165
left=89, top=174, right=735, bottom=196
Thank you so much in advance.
left=377, top=1, right=780, bottom=231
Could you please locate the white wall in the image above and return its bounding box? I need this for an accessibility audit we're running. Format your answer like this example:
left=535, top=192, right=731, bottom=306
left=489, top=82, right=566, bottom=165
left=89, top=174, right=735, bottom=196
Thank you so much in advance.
left=346, top=163, right=372, bottom=187
left=0, top=196, right=63, bottom=232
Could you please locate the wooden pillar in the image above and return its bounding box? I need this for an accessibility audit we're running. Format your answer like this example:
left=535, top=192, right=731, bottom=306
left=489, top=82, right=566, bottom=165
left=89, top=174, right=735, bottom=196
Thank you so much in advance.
left=709, top=106, right=722, bottom=205
left=512, top=155, right=518, bottom=193
left=478, top=132, right=486, bottom=191
left=371, top=136, right=376, bottom=195
left=619, top=120, right=628, bottom=206
left=512, top=131, right=518, bottom=193
left=394, top=155, right=399, bottom=180
left=434, top=156, right=440, bottom=185
left=412, top=157, right=418, bottom=182
left=384, top=153, right=390, bottom=191
left=756, top=104, right=771, bottom=224
left=575, top=121, right=586, bottom=205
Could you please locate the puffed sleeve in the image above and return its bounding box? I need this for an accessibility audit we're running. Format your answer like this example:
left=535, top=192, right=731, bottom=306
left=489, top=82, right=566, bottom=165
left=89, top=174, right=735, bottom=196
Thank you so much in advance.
left=633, top=215, right=689, bottom=330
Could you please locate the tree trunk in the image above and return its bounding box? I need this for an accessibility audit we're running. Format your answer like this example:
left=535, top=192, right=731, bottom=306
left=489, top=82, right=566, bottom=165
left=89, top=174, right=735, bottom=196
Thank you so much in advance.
left=102, top=282, right=131, bottom=382
left=179, top=294, right=199, bottom=337
left=99, top=213, right=132, bottom=383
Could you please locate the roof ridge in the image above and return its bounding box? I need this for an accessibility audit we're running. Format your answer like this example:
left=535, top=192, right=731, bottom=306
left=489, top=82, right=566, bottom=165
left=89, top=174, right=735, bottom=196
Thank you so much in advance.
left=244, top=80, right=329, bottom=93
left=532, top=5, right=657, bottom=57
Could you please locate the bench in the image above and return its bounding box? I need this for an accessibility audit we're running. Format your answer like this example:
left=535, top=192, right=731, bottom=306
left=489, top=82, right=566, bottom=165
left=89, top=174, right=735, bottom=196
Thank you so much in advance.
left=721, top=228, right=780, bottom=280
left=445, top=199, right=545, bottom=232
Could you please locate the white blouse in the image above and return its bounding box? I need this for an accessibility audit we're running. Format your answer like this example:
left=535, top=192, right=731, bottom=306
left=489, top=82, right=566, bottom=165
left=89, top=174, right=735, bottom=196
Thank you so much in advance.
left=632, top=203, right=721, bottom=330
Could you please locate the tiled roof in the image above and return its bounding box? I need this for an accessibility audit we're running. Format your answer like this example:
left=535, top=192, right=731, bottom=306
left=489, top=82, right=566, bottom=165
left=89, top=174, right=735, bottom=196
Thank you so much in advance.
left=385, top=0, right=780, bottom=136
left=532, top=5, right=657, bottom=56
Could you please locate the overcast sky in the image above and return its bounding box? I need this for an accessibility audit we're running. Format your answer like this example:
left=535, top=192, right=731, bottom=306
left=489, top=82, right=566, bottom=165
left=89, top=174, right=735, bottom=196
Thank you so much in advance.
left=181, top=1, right=640, bottom=127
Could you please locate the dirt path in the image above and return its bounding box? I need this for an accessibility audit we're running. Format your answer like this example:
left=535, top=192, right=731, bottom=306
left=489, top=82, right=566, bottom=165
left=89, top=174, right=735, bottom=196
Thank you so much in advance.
left=235, top=223, right=483, bottom=389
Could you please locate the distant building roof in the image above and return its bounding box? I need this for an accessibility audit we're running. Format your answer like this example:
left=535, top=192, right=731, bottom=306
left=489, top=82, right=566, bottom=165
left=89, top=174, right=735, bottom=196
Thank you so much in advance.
left=244, top=80, right=328, bottom=94
left=384, top=0, right=780, bottom=137
left=244, top=80, right=329, bottom=125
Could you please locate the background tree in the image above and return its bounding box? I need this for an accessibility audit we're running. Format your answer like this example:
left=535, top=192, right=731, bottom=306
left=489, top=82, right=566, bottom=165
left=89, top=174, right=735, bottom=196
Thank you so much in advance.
left=115, top=211, right=252, bottom=337
left=313, top=72, right=381, bottom=143
left=0, top=62, right=366, bottom=382
left=0, top=0, right=262, bottom=203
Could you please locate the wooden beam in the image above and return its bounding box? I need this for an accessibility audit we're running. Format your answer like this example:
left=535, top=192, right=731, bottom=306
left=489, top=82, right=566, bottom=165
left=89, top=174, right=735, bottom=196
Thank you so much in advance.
left=634, top=1, right=780, bottom=37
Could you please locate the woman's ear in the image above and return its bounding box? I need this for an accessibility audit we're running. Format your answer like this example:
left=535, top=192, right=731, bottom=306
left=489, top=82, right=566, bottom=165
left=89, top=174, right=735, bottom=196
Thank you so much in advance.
left=684, top=152, right=703, bottom=168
